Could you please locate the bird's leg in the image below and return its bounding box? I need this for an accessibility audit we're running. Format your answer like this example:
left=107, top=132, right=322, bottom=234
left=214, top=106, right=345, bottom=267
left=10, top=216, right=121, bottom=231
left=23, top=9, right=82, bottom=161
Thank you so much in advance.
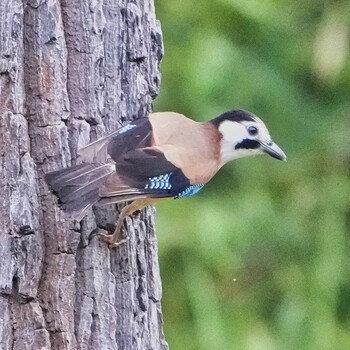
left=99, top=200, right=149, bottom=247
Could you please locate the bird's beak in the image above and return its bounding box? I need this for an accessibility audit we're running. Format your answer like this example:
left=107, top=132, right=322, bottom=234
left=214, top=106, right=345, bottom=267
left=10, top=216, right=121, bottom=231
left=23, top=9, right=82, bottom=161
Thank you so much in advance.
left=260, top=141, right=287, bottom=161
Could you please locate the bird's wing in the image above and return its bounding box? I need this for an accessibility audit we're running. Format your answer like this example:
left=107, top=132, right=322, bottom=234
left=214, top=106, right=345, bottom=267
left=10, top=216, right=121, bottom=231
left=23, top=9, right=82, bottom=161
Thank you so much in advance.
left=77, top=113, right=210, bottom=203
left=99, top=148, right=201, bottom=201
left=78, top=117, right=153, bottom=163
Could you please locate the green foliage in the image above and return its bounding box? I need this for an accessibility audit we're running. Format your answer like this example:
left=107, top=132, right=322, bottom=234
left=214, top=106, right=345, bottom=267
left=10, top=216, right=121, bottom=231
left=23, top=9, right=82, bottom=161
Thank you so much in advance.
left=154, top=0, right=350, bottom=349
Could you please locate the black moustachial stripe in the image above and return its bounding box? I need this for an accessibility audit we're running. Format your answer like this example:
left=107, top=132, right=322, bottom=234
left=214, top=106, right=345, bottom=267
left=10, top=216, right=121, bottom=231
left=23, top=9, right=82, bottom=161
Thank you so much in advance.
left=235, top=139, right=260, bottom=150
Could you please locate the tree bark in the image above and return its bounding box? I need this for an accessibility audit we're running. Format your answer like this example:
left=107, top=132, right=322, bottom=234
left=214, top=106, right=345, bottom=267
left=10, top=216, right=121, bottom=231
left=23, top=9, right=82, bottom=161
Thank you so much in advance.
left=0, top=1, right=167, bottom=349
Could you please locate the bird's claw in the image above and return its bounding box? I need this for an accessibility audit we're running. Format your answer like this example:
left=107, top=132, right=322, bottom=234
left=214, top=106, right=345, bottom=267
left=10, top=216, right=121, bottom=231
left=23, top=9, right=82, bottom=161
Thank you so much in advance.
left=98, top=232, right=130, bottom=248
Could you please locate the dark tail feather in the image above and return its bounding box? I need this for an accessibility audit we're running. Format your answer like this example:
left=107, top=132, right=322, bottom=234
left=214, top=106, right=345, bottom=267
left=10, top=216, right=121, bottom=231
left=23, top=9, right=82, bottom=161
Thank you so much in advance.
left=45, top=162, right=115, bottom=213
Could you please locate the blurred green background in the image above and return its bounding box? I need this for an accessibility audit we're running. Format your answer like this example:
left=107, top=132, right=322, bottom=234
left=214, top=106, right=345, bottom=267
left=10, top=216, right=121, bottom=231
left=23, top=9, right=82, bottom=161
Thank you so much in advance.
left=153, top=1, right=350, bottom=349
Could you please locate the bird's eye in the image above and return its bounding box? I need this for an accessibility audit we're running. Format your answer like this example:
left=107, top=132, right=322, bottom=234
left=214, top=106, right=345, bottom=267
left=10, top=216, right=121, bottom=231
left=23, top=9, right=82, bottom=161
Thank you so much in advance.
left=248, top=126, right=258, bottom=136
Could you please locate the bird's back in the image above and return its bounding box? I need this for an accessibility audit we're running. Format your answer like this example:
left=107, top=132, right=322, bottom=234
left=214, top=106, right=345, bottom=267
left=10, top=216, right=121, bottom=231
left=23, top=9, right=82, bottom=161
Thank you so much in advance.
left=149, top=112, right=221, bottom=184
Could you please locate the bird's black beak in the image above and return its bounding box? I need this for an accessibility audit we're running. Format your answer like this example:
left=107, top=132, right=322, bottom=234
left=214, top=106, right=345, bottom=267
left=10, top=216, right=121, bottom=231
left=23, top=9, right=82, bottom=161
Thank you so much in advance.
left=260, top=141, right=287, bottom=161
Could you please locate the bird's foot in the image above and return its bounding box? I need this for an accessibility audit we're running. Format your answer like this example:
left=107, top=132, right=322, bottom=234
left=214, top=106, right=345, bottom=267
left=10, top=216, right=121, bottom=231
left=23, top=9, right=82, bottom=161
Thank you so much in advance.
left=98, top=231, right=130, bottom=248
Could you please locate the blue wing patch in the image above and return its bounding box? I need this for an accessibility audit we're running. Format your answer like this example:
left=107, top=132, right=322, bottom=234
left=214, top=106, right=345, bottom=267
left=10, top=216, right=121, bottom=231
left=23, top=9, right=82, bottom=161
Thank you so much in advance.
left=145, top=173, right=173, bottom=190
left=118, top=124, right=137, bottom=134
left=143, top=172, right=204, bottom=199
left=174, top=184, right=204, bottom=199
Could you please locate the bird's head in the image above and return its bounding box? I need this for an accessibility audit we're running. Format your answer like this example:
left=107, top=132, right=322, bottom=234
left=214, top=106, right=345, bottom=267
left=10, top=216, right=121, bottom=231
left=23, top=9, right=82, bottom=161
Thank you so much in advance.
left=211, top=109, right=287, bottom=166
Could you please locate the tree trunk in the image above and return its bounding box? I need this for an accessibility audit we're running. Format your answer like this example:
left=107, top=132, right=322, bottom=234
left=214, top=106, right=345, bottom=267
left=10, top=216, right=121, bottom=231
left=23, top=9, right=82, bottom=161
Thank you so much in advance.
left=0, top=1, right=167, bottom=349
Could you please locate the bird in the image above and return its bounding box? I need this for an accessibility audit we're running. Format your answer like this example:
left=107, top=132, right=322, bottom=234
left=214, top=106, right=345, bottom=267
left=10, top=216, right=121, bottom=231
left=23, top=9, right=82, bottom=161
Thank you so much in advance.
left=45, top=109, right=286, bottom=247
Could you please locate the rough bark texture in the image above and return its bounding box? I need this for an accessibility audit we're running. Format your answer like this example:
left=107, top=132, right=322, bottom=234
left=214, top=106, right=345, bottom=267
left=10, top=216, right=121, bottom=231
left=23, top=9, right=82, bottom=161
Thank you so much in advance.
left=0, top=1, right=167, bottom=349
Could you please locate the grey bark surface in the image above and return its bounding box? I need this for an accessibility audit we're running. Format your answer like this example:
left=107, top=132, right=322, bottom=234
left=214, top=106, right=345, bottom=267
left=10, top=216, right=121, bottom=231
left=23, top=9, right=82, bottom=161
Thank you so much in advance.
left=0, top=1, right=167, bottom=349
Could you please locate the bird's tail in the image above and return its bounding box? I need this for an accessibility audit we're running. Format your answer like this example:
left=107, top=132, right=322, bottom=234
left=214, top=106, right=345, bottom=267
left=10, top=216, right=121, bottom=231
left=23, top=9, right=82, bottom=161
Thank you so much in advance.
left=45, top=162, right=115, bottom=215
